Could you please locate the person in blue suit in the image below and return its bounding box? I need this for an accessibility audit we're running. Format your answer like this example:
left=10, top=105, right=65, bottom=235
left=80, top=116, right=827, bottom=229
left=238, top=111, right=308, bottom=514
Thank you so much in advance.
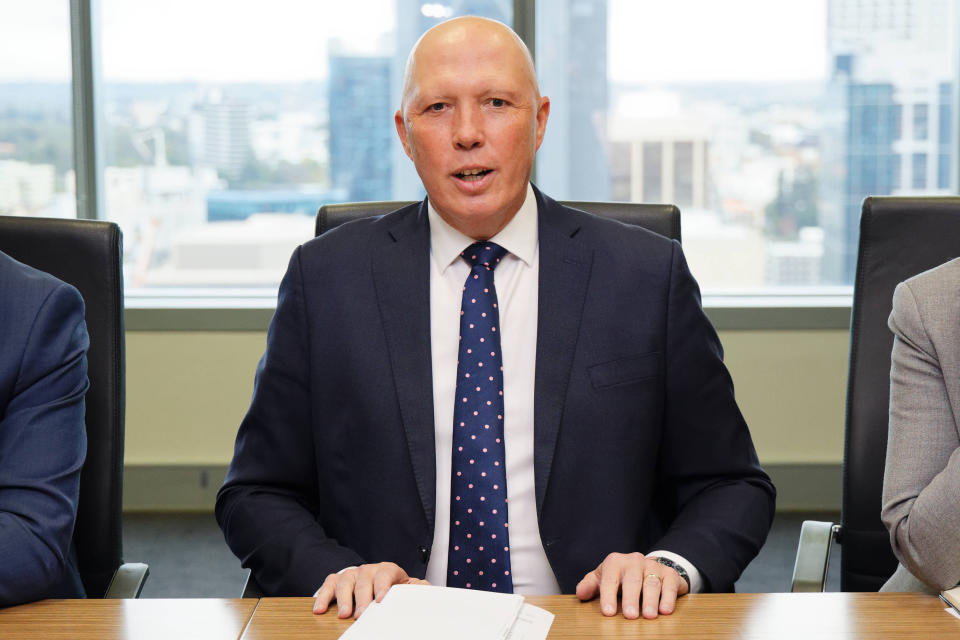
left=218, top=16, right=774, bottom=621
left=0, top=249, right=88, bottom=606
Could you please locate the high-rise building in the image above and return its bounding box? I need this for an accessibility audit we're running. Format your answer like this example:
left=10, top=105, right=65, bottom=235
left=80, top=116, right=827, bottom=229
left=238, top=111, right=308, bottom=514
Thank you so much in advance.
left=537, top=0, right=609, bottom=201
left=0, top=160, right=56, bottom=214
left=199, top=94, right=252, bottom=182
left=329, top=53, right=394, bottom=202
left=822, top=0, right=955, bottom=282
left=607, top=115, right=711, bottom=210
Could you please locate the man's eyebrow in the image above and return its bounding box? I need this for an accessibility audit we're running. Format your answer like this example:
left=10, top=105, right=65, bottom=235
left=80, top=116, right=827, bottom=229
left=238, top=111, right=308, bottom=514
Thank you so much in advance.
left=411, top=93, right=453, bottom=107
left=407, top=85, right=532, bottom=108
left=481, top=86, right=525, bottom=96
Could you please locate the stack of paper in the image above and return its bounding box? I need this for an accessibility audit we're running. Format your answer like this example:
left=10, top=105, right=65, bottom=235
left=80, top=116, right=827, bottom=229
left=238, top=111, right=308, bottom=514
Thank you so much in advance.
left=940, top=585, right=960, bottom=619
left=338, top=584, right=554, bottom=640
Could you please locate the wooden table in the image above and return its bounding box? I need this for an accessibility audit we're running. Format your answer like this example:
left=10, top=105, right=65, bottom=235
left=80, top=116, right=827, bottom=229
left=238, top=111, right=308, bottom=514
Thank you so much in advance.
left=0, top=598, right=257, bottom=640
left=239, top=593, right=960, bottom=639
left=0, top=593, right=957, bottom=639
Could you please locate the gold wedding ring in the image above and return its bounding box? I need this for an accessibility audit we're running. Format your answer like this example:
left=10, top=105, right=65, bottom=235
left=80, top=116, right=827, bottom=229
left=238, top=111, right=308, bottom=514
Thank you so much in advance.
left=645, top=573, right=661, bottom=583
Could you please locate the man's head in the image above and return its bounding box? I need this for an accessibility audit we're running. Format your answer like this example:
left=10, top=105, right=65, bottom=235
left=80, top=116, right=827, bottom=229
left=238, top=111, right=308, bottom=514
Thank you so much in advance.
left=395, top=16, right=550, bottom=240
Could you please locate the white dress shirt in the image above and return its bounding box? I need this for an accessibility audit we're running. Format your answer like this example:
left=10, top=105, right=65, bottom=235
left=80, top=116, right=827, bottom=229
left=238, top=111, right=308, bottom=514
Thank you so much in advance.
left=425, top=184, right=559, bottom=593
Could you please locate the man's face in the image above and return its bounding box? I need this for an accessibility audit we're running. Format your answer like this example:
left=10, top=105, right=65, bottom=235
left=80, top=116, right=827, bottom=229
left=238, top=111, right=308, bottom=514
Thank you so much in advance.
left=395, top=21, right=550, bottom=240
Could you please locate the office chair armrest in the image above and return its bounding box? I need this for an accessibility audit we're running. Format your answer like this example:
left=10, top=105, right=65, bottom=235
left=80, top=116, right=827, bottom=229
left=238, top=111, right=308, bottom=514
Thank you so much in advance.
left=241, top=571, right=263, bottom=598
left=791, top=520, right=839, bottom=592
left=104, top=562, right=150, bottom=598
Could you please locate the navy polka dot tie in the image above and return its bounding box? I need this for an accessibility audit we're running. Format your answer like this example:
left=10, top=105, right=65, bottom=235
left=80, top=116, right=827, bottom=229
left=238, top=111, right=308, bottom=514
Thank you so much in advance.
left=447, top=242, right=513, bottom=593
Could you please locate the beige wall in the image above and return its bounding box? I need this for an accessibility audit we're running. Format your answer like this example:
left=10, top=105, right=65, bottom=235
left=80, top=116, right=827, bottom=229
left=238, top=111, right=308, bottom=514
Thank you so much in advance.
left=125, top=328, right=849, bottom=467
left=722, top=330, right=848, bottom=464
left=125, top=331, right=265, bottom=465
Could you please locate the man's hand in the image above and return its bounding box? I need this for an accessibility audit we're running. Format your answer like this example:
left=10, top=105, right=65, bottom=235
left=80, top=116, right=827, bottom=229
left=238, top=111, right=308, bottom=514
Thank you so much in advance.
left=312, top=562, right=430, bottom=618
left=575, top=552, right=689, bottom=619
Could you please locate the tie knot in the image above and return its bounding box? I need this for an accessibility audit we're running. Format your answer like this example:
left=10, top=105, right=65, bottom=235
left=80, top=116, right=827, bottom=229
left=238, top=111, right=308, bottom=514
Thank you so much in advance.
left=462, top=242, right=507, bottom=271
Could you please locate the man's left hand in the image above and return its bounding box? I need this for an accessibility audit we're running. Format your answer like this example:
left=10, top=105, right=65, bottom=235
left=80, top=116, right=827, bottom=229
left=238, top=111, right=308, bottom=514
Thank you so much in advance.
left=575, top=552, right=689, bottom=619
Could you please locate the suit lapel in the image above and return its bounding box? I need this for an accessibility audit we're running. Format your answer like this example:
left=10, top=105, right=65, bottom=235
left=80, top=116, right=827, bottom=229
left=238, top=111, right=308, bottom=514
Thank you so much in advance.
left=371, top=201, right=437, bottom=531
left=533, top=188, right=593, bottom=516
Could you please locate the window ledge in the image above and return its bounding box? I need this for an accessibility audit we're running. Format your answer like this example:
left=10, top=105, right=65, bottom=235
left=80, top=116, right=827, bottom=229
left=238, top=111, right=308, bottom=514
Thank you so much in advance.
left=703, top=292, right=851, bottom=330
left=124, top=293, right=853, bottom=332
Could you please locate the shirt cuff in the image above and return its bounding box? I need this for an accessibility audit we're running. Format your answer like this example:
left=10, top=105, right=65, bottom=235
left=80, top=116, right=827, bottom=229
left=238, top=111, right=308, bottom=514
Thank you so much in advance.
left=647, top=550, right=703, bottom=593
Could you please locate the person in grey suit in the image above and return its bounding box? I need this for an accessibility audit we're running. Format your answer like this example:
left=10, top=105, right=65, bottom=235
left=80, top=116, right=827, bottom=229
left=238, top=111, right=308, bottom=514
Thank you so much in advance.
left=881, top=257, right=960, bottom=593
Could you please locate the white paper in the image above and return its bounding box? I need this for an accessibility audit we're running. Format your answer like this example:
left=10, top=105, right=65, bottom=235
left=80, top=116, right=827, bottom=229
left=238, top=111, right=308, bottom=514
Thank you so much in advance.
left=339, top=584, right=525, bottom=640
left=504, top=603, right=554, bottom=640
left=940, top=586, right=960, bottom=618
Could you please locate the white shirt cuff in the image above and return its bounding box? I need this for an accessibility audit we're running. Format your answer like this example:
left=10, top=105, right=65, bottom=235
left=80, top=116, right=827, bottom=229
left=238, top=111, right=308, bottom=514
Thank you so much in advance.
left=647, top=550, right=704, bottom=593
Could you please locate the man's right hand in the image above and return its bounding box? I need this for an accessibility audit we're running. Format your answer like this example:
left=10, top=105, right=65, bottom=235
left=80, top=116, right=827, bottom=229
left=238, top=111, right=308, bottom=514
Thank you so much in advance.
left=312, top=562, right=430, bottom=618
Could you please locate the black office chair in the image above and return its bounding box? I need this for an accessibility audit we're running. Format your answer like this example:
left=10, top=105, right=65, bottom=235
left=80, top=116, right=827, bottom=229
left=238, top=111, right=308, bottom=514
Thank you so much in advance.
left=0, top=216, right=148, bottom=598
left=791, top=197, right=960, bottom=592
left=315, top=199, right=682, bottom=241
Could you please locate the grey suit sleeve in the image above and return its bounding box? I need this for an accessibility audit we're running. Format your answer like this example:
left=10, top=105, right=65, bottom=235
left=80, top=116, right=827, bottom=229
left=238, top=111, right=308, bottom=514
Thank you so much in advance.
left=881, top=281, right=960, bottom=590
left=0, top=283, right=88, bottom=606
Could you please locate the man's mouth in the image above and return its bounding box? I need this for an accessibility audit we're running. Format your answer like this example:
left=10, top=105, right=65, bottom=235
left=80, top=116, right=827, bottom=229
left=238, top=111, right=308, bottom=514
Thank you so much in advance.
left=455, top=168, right=493, bottom=182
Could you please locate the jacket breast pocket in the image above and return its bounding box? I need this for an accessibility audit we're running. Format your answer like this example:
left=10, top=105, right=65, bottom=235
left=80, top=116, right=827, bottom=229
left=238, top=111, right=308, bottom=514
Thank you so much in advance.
left=588, top=352, right=663, bottom=389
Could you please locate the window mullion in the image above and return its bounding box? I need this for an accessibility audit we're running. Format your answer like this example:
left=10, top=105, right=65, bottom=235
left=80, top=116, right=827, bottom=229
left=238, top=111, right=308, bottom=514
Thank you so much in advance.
left=69, top=0, right=103, bottom=220
left=515, top=0, right=537, bottom=182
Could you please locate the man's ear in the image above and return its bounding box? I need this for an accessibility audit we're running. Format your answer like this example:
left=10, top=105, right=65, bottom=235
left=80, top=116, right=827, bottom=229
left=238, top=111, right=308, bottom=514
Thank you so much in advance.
left=534, top=96, right=550, bottom=151
left=395, top=110, right=413, bottom=159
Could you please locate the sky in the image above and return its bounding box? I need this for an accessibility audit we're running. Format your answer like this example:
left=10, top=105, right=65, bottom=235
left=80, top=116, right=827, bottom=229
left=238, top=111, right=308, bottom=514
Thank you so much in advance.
left=608, top=0, right=827, bottom=84
left=0, top=0, right=827, bottom=84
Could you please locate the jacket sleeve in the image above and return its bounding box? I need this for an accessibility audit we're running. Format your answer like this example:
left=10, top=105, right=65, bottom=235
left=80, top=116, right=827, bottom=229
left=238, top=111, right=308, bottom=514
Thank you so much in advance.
left=216, top=246, right=365, bottom=596
left=881, top=281, right=960, bottom=590
left=649, top=242, right=776, bottom=592
left=0, top=282, right=88, bottom=606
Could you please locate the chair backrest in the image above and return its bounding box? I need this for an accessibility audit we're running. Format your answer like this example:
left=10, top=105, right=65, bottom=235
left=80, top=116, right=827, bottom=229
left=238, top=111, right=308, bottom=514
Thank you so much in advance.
left=316, top=200, right=682, bottom=242
left=842, top=196, right=960, bottom=591
left=0, top=216, right=126, bottom=598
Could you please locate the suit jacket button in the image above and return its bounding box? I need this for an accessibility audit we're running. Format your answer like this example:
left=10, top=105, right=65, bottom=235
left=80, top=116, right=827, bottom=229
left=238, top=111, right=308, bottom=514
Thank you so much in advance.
left=418, top=546, right=430, bottom=564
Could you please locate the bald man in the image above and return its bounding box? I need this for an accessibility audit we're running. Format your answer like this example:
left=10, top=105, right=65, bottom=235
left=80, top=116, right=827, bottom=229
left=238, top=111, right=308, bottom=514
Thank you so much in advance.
left=217, top=17, right=774, bottom=621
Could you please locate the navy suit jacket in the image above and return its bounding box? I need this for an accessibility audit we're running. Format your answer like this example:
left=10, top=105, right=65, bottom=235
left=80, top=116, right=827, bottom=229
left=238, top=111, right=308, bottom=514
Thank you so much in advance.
left=217, top=187, right=775, bottom=595
left=0, top=250, right=87, bottom=606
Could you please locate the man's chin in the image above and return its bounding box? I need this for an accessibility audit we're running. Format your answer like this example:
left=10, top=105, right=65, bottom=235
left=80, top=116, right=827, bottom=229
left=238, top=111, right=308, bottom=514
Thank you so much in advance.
left=435, top=203, right=519, bottom=240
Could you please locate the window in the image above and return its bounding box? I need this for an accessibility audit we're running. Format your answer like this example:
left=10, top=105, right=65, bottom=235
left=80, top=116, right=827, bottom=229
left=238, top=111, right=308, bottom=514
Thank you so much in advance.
left=536, top=0, right=958, bottom=290
left=673, top=141, right=695, bottom=209
left=642, top=142, right=664, bottom=203
left=0, top=1, right=74, bottom=219
left=913, top=153, right=928, bottom=189
left=939, top=82, right=953, bottom=190
left=913, top=103, right=929, bottom=140
left=4, top=0, right=959, bottom=299
left=98, top=0, right=511, bottom=292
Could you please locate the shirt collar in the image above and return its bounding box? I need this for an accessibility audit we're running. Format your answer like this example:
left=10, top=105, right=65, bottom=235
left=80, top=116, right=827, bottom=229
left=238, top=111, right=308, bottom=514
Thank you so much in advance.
left=428, top=183, right=538, bottom=272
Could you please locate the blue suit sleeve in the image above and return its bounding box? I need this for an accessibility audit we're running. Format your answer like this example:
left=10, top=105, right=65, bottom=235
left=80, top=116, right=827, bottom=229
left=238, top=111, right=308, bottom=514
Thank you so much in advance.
left=0, top=282, right=88, bottom=606
left=651, top=242, right=776, bottom=591
left=216, top=247, right=366, bottom=596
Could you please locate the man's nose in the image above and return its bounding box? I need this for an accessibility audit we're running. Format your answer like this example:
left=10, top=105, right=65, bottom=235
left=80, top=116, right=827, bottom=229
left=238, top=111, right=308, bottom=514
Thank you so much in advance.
left=452, top=107, right=484, bottom=149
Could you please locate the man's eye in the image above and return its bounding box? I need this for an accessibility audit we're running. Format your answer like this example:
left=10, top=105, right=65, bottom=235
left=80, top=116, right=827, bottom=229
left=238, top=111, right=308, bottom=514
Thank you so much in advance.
left=429, top=103, right=445, bottom=111
left=490, top=98, right=505, bottom=107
